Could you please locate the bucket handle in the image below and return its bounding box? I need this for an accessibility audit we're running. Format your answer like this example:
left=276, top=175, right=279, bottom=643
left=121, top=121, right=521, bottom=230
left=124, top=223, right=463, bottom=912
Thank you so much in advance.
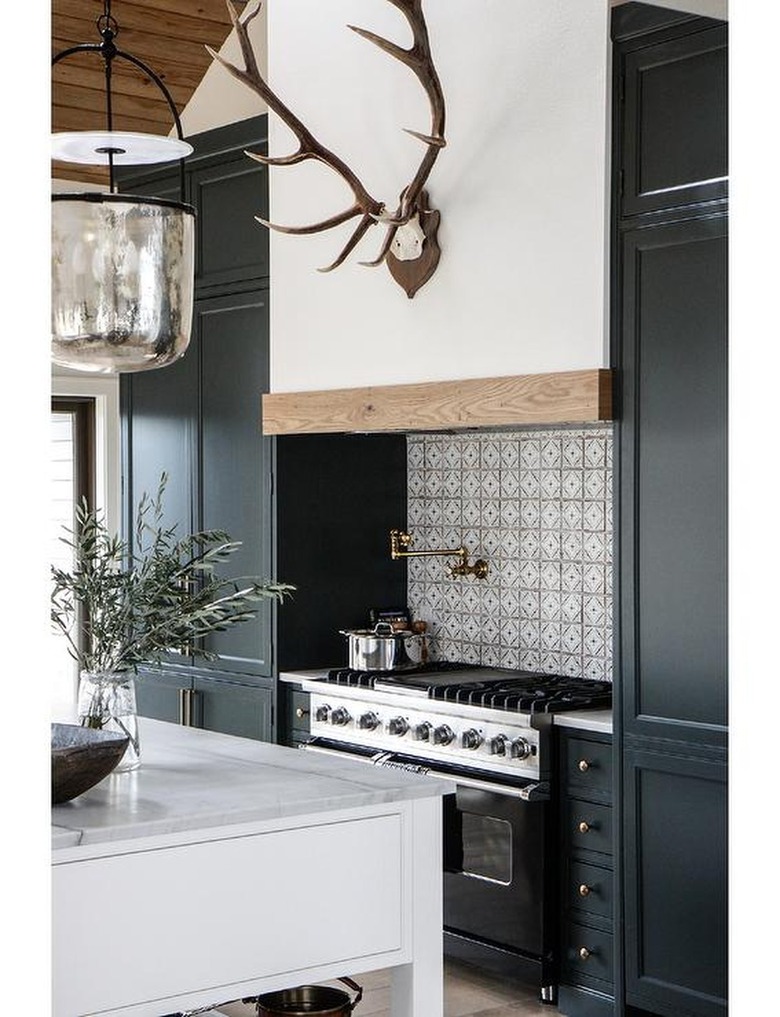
left=339, top=976, right=364, bottom=1010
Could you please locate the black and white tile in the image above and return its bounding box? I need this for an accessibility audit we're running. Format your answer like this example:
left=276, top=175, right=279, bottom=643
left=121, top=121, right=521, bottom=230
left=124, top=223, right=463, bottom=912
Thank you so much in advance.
left=406, top=425, right=613, bottom=681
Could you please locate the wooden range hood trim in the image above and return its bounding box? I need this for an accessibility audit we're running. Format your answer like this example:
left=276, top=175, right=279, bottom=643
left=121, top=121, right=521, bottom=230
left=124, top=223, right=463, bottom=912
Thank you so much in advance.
left=261, top=369, right=613, bottom=435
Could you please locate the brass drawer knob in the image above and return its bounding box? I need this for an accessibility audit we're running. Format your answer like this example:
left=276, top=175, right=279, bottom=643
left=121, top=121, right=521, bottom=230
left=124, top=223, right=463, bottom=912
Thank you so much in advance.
left=579, top=947, right=591, bottom=961
left=295, top=707, right=310, bottom=719
left=578, top=821, right=591, bottom=834
left=578, top=883, right=591, bottom=897
left=578, top=759, right=591, bottom=772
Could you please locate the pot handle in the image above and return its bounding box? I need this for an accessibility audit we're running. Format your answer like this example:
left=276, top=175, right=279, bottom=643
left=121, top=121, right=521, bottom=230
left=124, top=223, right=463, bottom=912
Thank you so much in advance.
left=339, top=977, right=363, bottom=1010
left=372, top=621, right=394, bottom=636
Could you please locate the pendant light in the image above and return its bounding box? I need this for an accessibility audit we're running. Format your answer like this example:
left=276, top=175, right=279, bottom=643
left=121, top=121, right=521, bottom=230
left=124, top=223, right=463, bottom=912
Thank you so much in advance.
left=51, top=0, right=196, bottom=374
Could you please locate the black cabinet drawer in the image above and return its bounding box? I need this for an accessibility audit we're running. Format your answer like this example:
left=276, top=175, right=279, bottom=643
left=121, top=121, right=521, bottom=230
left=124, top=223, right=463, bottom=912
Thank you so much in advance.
left=563, top=736, right=613, bottom=797
left=568, top=861, right=613, bottom=921
left=290, top=690, right=311, bottom=734
left=563, top=922, right=614, bottom=987
left=565, top=799, right=613, bottom=858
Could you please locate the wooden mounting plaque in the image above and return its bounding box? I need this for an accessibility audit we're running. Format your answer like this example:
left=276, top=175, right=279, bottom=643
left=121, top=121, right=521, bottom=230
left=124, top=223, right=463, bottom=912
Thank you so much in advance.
left=261, top=369, right=613, bottom=435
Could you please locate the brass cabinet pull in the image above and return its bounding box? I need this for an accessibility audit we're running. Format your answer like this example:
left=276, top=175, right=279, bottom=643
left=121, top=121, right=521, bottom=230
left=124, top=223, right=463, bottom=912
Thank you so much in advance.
left=182, top=687, right=192, bottom=727
left=579, top=947, right=591, bottom=961
left=578, top=820, right=591, bottom=834
left=295, top=707, right=310, bottom=719
left=578, top=883, right=591, bottom=897
left=578, top=758, right=591, bottom=772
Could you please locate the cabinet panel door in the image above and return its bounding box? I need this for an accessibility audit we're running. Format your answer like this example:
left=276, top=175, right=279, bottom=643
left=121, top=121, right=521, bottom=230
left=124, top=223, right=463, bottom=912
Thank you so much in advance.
left=134, top=669, right=191, bottom=725
left=621, top=25, right=727, bottom=217
left=623, top=746, right=727, bottom=1017
left=192, top=676, right=273, bottom=742
left=191, top=148, right=269, bottom=294
left=198, top=291, right=273, bottom=677
left=619, top=215, right=727, bottom=745
left=120, top=331, right=199, bottom=554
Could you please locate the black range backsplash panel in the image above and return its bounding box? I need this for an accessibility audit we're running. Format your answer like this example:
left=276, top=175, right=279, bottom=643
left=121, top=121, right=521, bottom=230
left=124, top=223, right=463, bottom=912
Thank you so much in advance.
left=406, top=426, right=614, bottom=681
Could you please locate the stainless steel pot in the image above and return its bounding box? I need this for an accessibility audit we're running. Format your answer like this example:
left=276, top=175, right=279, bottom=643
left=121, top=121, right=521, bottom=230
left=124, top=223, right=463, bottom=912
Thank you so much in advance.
left=339, top=622, right=419, bottom=671
left=254, top=977, right=363, bottom=1016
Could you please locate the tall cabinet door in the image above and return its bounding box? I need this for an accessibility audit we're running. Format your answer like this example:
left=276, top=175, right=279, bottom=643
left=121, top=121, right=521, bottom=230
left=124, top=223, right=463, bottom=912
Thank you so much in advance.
left=617, top=213, right=727, bottom=1017
left=613, top=10, right=728, bottom=1017
left=121, top=332, right=199, bottom=565
left=197, top=289, right=274, bottom=678
left=619, top=215, right=728, bottom=747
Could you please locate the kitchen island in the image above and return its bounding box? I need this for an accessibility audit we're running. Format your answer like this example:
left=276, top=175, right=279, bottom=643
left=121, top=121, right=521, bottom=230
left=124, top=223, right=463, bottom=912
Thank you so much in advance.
left=52, top=719, right=452, bottom=1017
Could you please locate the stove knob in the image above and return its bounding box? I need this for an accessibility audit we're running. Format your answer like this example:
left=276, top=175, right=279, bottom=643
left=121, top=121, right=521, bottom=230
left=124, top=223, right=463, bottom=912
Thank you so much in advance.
left=315, top=704, right=331, bottom=723
left=330, top=707, right=352, bottom=727
left=388, top=717, right=410, bottom=736
left=358, top=711, right=380, bottom=731
left=413, top=722, right=433, bottom=742
left=489, top=734, right=509, bottom=756
left=461, top=729, right=483, bottom=750
left=510, top=737, right=532, bottom=760
left=433, top=724, right=455, bottom=746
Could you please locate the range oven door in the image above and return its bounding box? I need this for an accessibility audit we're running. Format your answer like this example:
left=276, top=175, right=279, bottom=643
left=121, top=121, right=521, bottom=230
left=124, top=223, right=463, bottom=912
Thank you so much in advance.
left=300, top=737, right=552, bottom=960
left=443, top=785, right=548, bottom=958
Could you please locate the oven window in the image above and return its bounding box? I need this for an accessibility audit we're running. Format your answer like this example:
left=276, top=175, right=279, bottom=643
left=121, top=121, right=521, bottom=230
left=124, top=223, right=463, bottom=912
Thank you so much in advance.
left=461, top=813, right=513, bottom=885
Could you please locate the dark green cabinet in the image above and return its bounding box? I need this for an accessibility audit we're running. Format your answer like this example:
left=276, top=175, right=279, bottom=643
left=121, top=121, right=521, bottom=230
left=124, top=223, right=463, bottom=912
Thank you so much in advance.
left=135, top=667, right=193, bottom=726
left=623, top=747, right=727, bottom=1015
left=120, top=117, right=274, bottom=739
left=558, top=728, right=616, bottom=1017
left=190, top=150, right=269, bottom=294
left=134, top=667, right=273, bottom=743
left=191, top=675, right=273, bottom=742
left=197, top=289, right=273, bottom=677
left=122, top=325, right=199, bottom=554
left=619, top=24, right=727, bottom=217
left=612, top=8, right=728, bottom=1017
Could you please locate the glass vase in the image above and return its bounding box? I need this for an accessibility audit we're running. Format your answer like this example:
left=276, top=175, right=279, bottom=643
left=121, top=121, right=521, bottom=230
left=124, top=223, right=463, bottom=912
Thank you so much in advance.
left=77, top=671, right=141, bottom=772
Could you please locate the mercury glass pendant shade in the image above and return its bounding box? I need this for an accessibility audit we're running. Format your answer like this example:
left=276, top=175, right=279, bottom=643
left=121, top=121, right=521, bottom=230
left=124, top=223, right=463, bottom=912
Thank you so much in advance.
left=51, top=193, right=195, bottom=374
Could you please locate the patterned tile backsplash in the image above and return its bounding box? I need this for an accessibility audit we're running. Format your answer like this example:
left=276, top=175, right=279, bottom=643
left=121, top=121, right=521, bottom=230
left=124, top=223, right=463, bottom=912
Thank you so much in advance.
left=406, top=425, right=614, bottom=681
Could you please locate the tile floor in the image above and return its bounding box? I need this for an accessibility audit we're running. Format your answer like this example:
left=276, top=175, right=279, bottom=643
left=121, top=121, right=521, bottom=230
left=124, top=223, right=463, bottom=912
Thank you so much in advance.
left=217, top=958, right=551, bottom=1016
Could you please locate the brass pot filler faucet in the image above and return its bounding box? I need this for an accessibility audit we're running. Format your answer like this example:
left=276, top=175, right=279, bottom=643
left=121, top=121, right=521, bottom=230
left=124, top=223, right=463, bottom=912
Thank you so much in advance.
left=389, top=529, right=489, bottom=580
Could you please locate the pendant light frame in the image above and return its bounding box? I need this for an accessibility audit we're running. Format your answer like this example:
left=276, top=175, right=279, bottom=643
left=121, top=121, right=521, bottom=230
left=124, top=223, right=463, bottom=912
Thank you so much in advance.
left=51, top=0, right=197, bottom=374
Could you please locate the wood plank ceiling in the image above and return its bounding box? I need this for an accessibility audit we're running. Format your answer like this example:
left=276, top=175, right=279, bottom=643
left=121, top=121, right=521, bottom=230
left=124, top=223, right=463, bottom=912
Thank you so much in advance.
left=52, top=0, right=236, bottom=187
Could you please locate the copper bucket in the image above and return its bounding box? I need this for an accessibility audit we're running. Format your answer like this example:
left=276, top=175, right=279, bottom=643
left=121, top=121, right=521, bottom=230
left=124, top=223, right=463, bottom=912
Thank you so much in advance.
left=253, top=978, right=363, bottom=1016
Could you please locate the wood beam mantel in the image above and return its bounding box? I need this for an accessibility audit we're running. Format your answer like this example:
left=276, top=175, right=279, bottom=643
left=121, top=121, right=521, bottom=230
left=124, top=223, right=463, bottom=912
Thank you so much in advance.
left=261, top=369, right=613, bottom=435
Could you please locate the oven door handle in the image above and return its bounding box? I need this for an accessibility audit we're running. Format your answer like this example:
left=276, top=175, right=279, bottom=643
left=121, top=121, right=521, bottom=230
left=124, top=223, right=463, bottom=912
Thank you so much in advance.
left=299, top=741, right=549, bottom=801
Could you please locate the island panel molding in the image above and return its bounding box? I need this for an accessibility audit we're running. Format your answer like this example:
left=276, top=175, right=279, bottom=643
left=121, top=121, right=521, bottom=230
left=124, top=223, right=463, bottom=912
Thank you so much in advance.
left=261, top=370, right=613, bottom=435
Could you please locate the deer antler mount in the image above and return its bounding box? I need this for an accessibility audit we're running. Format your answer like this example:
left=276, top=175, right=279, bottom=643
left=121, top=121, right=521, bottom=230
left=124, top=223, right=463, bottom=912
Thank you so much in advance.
left=208, top=0, right=447, bottom=298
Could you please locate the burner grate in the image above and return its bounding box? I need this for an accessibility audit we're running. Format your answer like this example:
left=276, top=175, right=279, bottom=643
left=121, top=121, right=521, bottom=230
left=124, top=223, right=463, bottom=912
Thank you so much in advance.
left=429, top=673, right=612, bottom=713
left=326, top=660, right=472, bottom=689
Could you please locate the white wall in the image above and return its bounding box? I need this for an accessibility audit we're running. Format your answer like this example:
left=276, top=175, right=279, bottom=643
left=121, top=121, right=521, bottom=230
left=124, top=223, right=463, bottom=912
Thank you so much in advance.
left=179, top=2, right=268, bottom=137
left=264, top=0, right=611, bottom=391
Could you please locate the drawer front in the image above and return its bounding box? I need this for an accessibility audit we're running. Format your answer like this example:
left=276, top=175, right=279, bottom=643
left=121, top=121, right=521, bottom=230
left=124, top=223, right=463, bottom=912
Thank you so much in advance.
left=563, top=922, right=614, bottom=986
left=289, top=690, right=311, bottom=734
left=566, top=799, right=613, bottom=857
left=563, top=736, right=613, bottom=796
left=568, top=860, right=613, bottom=920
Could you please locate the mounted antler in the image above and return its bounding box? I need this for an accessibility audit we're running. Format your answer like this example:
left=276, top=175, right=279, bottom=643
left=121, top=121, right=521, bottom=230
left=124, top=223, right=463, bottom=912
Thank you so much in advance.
left=207, top=0, right=446, bottom=297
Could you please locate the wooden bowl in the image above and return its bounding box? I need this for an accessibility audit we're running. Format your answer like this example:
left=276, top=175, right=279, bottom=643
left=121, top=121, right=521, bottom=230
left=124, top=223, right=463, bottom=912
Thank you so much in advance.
left=52, top=723, right=130, bottom=805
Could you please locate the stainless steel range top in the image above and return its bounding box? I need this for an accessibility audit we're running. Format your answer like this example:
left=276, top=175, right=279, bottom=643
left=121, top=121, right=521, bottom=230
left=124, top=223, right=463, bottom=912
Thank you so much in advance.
left=283, top=663, right=612, bottom=784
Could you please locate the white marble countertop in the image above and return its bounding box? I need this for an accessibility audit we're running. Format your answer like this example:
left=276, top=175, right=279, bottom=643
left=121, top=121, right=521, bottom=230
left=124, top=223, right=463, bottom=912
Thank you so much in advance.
left=551, top=709, right=613, bottom=734
left=51, top=718, right=452, bottom=851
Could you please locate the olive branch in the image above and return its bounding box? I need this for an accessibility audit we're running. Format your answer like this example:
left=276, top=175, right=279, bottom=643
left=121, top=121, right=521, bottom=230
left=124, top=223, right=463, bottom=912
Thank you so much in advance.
left=51, top=472, right=294, bottom=675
